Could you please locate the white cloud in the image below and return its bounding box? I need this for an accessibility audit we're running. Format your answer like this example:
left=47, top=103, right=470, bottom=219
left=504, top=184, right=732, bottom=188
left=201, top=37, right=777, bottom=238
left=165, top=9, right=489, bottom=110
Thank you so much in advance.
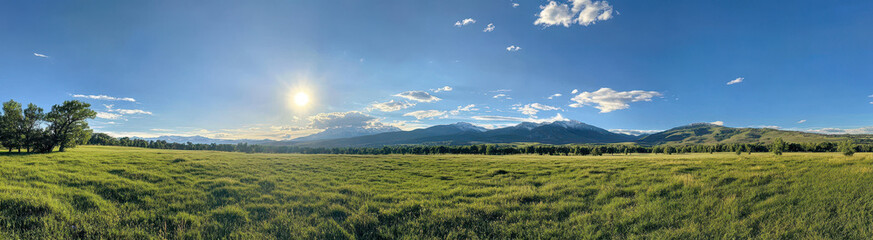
left=472, top=113, right=569, bottom=123
left=506, top=45, right=522, bottom=52
left=493, top=93, right=511, bottom=99
left=569, top=88, right=662, bottom=113
left=802, top=126, right=873, bottom=135
left=368, top=100, right=415, bottom=112
left=454, top=18, right=476, bottom=27
left=72, top=94, right=136, bottom=102
left=403, top=110, right=447, bottom=120
left=515, top=103, right=560, bottom=116
left=571, top=89, right=579, bottom=94
left=432, top=86, right=453, bottom=92
left=96, top=112, right=122, bottom=120
left=394, top=91, right=442, bottom=102
left=33, top=53, right=49, bottom=58
left=797, top=119, right=807, bottom=124
left=727, top=77, right=744, bottom=85
left=547, top=93, right=562, bottom=99
left=710, top=121, right=724, bottom=126
left=309, top=111, right=379, bottom=129
left=534, top=0, right=614, bottom=27
left=111, top=109, right=152, bottom=115
left=609, top=129, right=662, bottom=136
left=449, top=104, right=478, bottom=115
left=150, top=129, right=174, bottom=132
left=483, top=23, right=495, bottom=32
left=512, top=3, right=520, bottom=8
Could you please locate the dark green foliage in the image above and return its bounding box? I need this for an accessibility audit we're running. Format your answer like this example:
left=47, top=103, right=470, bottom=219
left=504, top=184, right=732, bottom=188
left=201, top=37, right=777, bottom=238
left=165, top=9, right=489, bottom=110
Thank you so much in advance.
left=0, top=100, right=96, bottom=154
left=772, top=137, right=785, bottom=156
left=839, top=140, right=855, bottom=156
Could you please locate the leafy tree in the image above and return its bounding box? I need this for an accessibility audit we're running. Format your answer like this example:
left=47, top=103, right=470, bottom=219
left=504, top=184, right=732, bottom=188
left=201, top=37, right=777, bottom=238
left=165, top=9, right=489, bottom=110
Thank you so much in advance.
left=771, top=137, right=785, bottom=156
left=43, top=101, right=96, bottom=152
left=839, top=139, right=855, bottom=157
left=1, top=100, right=24, bottom=152
left=22, top=103, right=44, bottom=152
left=735, top=147, right=742, bottom=156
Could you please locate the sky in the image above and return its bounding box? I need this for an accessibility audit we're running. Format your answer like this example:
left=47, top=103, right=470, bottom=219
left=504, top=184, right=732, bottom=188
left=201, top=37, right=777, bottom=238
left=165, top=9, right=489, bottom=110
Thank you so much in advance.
left=2, top=0, right=872, bottom=140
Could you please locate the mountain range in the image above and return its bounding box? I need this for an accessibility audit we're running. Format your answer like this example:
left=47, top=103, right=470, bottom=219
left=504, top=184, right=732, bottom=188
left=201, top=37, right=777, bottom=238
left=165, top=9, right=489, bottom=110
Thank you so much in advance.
left=140, top=121, right=863, bottom=147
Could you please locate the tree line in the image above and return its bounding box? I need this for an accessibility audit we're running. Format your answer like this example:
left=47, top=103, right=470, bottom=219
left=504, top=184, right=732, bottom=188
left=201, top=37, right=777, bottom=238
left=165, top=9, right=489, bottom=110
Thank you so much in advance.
left=88, top=134, right=869, bottom=156
left=0, top=99, right=96, bottom=153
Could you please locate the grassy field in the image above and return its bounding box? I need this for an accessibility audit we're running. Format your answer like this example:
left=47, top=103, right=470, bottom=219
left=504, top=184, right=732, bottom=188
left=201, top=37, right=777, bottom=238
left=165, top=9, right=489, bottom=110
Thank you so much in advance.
left=2, top=146, right=873, bottom=239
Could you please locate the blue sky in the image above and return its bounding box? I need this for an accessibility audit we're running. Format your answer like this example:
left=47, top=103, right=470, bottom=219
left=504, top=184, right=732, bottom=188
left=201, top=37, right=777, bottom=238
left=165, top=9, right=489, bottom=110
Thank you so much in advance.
left=2, top=0, right=872, bottom=139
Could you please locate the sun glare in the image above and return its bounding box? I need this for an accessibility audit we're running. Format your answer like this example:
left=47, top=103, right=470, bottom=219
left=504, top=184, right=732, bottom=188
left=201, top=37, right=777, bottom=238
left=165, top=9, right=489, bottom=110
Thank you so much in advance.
left=294, top=92, right=310, bottom=106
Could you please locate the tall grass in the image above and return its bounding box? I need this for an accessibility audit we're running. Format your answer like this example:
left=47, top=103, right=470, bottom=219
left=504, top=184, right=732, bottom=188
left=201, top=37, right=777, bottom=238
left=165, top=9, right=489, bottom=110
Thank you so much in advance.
left=1, top=146, right=872, bottom=239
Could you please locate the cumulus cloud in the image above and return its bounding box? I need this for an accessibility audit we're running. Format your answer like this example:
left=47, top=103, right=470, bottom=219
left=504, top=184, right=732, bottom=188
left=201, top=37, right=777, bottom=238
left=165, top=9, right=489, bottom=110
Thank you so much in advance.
left=403, top=110, right=447, bottom=120
left=449, top=104, right=478, bottom=115
left=454, top=18, right=476, bottom=27
left=516, top=103, right=560, bottom=116
left=432, top=86, right=453, bottom=92
left=72, top=94, right=136, bottom=102
left=506, top=45, right=521, bottom=52
left=727, top=77, right=744, bottom=85
left=797, top=119, right=807, bottom=124
left=472, top=113, right=569, bottom=123
left=394, top=91, right=441, bottom=102
left=33, top=53, right=49, bottom=58
left=571, top=89, right=579, bottom=94
left=569, top=88, right=662, bottom=113
left=96, top=112, right=122, bottom=120
left=548, top=93, right=562, bottom=99
left=609, top=129, right=662, bottom=136
left=368, top=100, right=415, bottom=112
left=483, top=23, right=495, bottom=32
left=309, top=111, right=379, bottom=129
left=534, top=0, right=614, bottom=28
left=710, top=121, right=724, bottom=126
left=512, top=3, right=520, bottom=8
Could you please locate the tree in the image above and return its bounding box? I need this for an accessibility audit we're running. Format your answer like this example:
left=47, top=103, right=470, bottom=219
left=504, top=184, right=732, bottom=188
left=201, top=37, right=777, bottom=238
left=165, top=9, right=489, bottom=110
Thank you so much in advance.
left=771, top=137, right=785, bottom=156
left=43, top=101, right=96, bottom=152
left=1, top=100, right=24, bottom=152
left=839, top=139, right=855, bottom=157
left=22, top=103, right=44, bottom=152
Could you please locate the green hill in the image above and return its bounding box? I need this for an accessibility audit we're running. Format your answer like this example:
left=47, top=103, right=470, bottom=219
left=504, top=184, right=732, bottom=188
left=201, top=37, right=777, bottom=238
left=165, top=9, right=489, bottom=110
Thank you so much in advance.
left=637, top=123, right=848, bottom=145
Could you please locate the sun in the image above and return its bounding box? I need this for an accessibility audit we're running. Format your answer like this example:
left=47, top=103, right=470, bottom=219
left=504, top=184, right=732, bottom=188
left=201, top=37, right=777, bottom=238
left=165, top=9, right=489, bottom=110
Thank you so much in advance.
left=293, top=91, right=310, bottom=106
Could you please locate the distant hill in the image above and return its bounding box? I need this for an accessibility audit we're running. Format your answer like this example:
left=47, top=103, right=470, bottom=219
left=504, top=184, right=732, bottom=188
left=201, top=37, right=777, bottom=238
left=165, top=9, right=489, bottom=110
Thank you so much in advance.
left=291, top=121, right=637, bottom=147
left=636, top=123, right=845, bottom=145
left=291, top=125, right=401, bottom=142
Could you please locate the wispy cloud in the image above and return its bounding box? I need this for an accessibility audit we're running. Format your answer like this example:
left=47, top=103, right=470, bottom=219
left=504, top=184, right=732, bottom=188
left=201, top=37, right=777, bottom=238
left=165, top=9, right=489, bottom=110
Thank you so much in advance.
left=710, top=121, right=724, bottom=126
left=512, top=3, right=520, bottom=8
left=33, top=53, right=49, bottom=58
left=454, top=18, right=476, bottom=27
left=449, top=104, right=478, bottom=115
left=368, top=100, right=415, bottom=112
left=472, top=113, right=568, bottom=123
left=96, top=112, right=123, bottom=120
left=506, top=45, right=522, bottom=52
left=797, top=119, right=806, bottom=124
left=569, top=88, right=662, bottom=113
left=727, top=77, right=744, bottom=85
left=535, top=0, right=614, bottom=27
left=403, top=110, right=447, bottom=120
left=72, top=94, right=136, bottom=102
left=493, top=93, right=512, bottom=99
left=571, top=89, right=579, bottom=94
left=432, top=86, right=453, bottom=92
left=483, top=23, right=495, bottom=32
left=547, top=93, right=562, bottom=99
left=609, top=129, right=662, bottom=136
left=800, top=126, right=873, bottom=135
left=111, top=109, right=152, bottom=115
left=394, top=91, right=442, bottom=102
left=515, top=103, right=560, bottom=116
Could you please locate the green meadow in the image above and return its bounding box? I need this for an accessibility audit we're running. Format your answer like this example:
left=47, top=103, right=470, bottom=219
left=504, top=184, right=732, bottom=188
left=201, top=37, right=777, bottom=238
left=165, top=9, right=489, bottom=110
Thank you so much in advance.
left=2, top=146, right=873, bottom=239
